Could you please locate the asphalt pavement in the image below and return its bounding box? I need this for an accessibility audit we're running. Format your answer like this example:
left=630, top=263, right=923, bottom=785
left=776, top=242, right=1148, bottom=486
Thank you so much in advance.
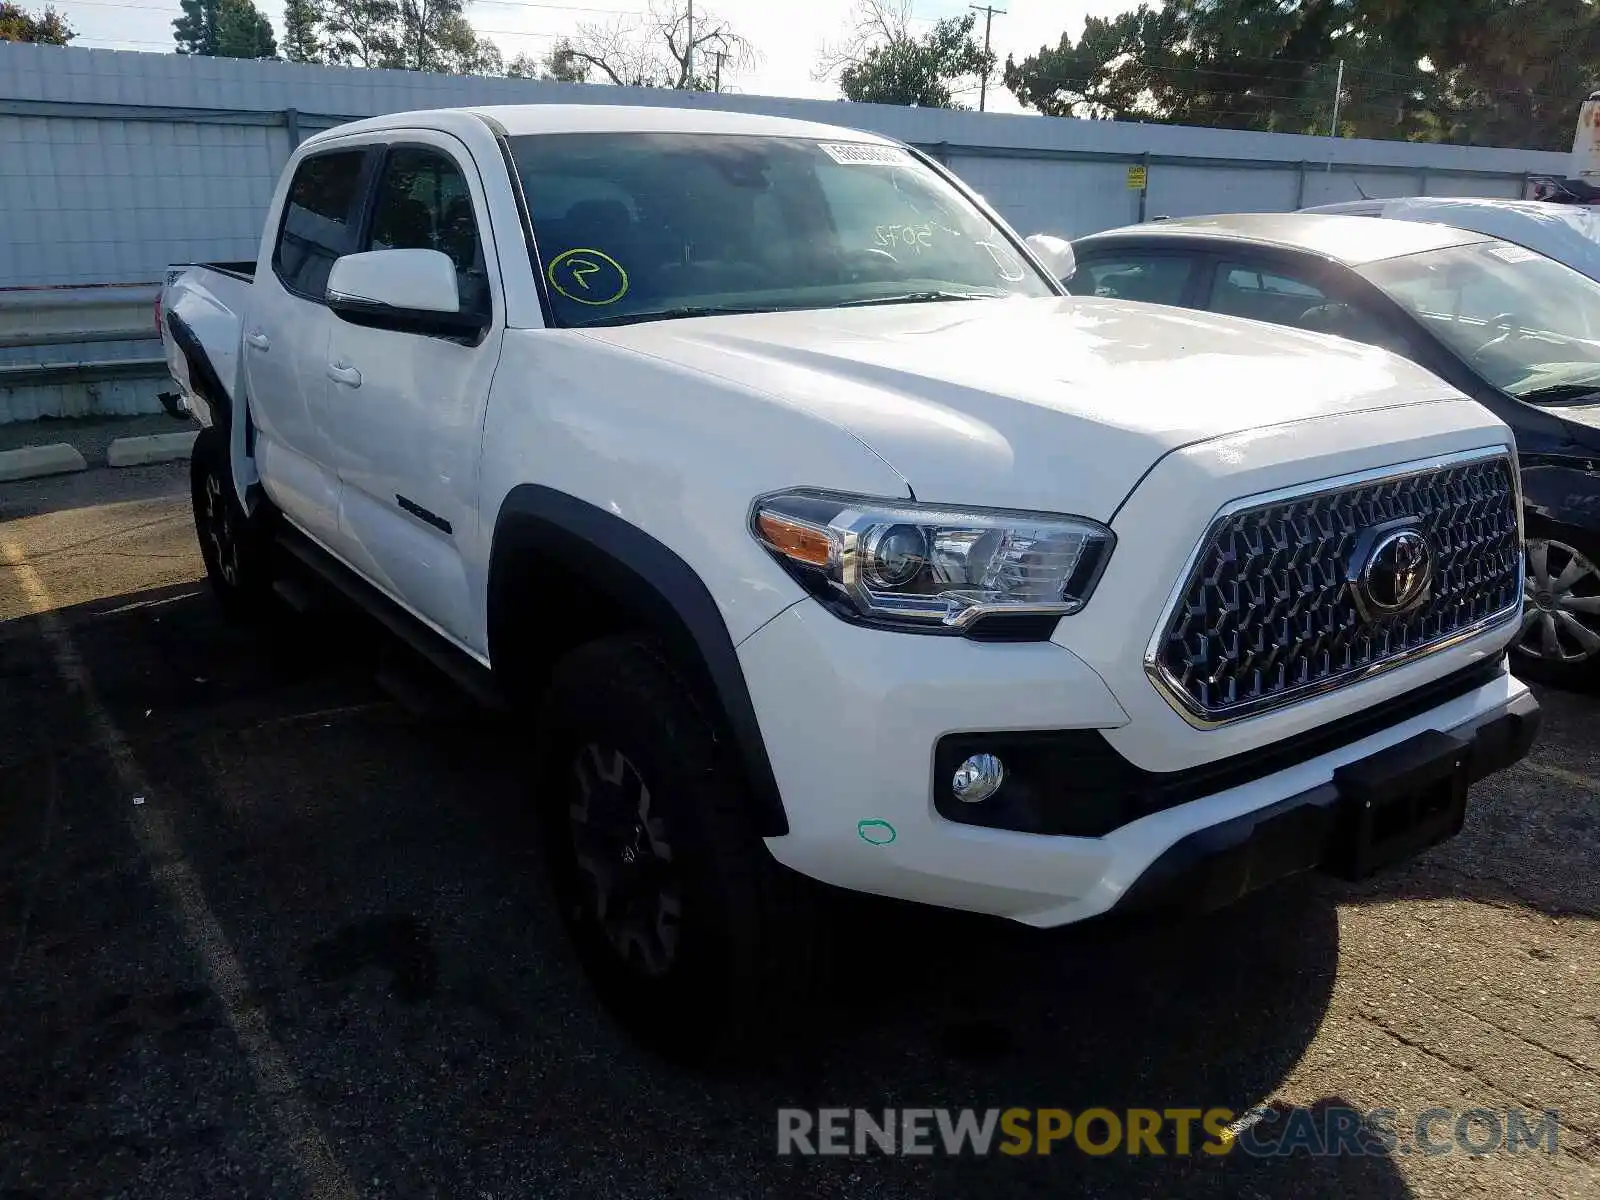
left=0, top=462, right=1596, bottom=1199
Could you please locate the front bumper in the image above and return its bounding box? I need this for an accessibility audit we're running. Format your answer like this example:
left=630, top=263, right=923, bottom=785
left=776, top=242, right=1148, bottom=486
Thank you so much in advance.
left=740, top=600, right=1536, bottom=927
left=1112, top=687, right=1539, bottom=914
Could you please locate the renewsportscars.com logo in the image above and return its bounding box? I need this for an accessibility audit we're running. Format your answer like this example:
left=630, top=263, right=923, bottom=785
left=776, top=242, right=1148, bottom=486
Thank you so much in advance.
left=776, top=1106, right=1562, bottom=1158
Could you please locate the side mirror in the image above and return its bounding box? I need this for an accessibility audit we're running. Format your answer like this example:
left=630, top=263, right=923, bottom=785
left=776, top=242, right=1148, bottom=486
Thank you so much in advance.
left=1025, top=234, right=1076, bottom=284
left=326, top=248, right=486, bottom=339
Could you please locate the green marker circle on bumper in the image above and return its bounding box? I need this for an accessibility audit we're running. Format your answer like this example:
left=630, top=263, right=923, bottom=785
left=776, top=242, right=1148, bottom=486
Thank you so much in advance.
left=857, top=819, right=897, bottom=846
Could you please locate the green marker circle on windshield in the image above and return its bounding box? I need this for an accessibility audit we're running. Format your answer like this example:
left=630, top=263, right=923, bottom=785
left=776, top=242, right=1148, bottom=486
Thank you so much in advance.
left=547, top=248, right=629, bottom=305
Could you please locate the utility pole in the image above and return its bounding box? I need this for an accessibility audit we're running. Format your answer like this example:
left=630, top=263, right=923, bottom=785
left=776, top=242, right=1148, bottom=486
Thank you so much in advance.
left=969, top=3, right=1005, bottom=113
left=713, top=49, right=726, bottom=93
left=685, top=0, right=694, bottom=88
left=1326, top=58, right=1344, bottom=172
left=1328, top=58, right=1345, bottom=138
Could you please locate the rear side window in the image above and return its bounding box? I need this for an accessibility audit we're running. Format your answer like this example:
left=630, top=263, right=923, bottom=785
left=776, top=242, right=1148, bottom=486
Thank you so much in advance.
left=1068, top=256, right=1195, bottom=306
left=273, top=150, right=369, bottom=301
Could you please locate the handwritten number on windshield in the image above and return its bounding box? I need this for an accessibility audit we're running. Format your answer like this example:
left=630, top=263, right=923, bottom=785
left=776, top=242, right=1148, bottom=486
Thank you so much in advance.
left=875, top=223, right=935, bottom=255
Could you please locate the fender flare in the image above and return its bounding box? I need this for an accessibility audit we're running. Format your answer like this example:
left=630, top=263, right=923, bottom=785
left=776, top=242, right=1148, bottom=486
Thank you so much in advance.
left=1520, top=454, right=1600, bottom=545
left=488, top=485, right=790, bottom=837
left=165, top=309, right=232, bottom=432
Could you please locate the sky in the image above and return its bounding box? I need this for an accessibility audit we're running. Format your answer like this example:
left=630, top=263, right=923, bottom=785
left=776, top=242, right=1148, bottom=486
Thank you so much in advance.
left=50, top=0, right=1133, bottom=116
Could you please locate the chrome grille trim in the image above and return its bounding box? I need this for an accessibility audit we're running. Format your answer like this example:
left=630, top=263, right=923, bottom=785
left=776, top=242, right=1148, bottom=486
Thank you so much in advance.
left=1144, top=446, right=1524, bottom=729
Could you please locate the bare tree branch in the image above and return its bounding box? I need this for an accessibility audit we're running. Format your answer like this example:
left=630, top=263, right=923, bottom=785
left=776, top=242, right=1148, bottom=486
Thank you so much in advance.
left=813, top=0, right=912, bottom=82
left=563, top=0, right=759, bottom=90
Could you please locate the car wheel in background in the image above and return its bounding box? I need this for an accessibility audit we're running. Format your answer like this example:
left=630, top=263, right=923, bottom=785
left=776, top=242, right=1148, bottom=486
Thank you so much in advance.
left=1512, top=537, right=1600, bottom=690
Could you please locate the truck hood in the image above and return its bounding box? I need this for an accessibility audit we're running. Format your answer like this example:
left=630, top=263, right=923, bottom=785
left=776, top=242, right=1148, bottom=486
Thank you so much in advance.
left=577, top=296, right=1459, bottom=516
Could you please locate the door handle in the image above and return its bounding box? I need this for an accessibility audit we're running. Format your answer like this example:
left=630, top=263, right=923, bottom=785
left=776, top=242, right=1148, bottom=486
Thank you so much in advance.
left=244, top=330, right=270, bottom=351
left=326, top=362, right=363, bottom=388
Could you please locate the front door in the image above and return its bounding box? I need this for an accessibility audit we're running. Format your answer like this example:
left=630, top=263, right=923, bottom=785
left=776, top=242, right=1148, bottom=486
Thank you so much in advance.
left=320, top=135, right=504, bottom=654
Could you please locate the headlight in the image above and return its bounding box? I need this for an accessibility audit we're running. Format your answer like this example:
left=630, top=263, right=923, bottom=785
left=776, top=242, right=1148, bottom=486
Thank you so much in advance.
left=750, top=489, right=1115, bottom=637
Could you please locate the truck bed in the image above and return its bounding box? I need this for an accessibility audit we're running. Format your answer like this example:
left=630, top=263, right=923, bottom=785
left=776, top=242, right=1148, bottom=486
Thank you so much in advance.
left=198, top=261, right=256, bottom=283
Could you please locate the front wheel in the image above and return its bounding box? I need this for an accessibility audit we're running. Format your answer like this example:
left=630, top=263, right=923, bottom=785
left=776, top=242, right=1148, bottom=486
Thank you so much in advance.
left=1512, top=537, right=1600, bottom=690
left=532, top=636, right=822, bottom=1061
left=190, top=426, right=274, bottom=619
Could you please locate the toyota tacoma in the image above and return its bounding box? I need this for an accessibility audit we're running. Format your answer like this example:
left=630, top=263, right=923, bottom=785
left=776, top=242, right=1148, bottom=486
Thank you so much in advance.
left=160, top=104, right=1539, bottom=1056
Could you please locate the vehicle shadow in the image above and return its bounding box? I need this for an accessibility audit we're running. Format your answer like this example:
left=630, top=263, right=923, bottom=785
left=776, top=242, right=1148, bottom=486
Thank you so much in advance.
left=22, top=581, right=1585, bottom=1197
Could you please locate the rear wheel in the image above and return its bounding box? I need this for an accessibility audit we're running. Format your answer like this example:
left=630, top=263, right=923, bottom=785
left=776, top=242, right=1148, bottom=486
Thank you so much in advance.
left=190, top=426, right=273, bottom=619
left=532, top=636, right=821, bottom=1061
left=1512, top=537, right=1600, bottom=690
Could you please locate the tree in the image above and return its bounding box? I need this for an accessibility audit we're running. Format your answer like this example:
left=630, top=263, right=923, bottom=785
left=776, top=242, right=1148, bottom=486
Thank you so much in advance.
left=1003, top=0, right=1600, bottom=150
left=318, top=0, right=499, bottom=74
left=172, top=0, right=217, bottom=55
left=174, top=0, right=277, bottom=58
left=816, top=0, right=992, bottom=108
left=320, top=0, right=401, bottom=67
left=0, top=1, right=73, bottom=43
left=507, top=42, right=590, bottom=83
left=398, top=0, right=497, bottom=73
left=216, top=0, right=276, bottom=58
left=281, top=0, right=323, bottom=62
left=557, top=0, right=758, bottom=89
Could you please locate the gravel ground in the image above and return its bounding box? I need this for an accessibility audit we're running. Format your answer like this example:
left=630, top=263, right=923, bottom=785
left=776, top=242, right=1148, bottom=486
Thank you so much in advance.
left=0, top=463, right=1595, bottom=1199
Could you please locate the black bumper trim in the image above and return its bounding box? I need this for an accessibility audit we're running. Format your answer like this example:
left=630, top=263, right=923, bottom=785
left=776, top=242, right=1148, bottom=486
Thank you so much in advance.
left=935, top=653, right=1508, bottom=838
left=1111, top=689, right=1541, bottom=915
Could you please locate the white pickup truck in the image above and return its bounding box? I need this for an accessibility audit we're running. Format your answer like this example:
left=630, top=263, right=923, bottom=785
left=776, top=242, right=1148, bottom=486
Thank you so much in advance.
left=161, top=103, right=1539, bottom=1056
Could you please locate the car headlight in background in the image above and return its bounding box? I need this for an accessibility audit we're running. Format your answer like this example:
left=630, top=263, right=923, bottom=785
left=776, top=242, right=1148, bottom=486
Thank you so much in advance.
left=750, top=489, right=1115, bottom=639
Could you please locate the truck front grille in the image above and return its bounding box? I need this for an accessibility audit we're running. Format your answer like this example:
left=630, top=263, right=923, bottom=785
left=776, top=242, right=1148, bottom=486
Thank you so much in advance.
left=1148, top=449, right=1521, bottom=726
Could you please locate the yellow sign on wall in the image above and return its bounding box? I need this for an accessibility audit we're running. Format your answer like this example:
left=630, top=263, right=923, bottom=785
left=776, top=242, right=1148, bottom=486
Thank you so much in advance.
left=1126, top=165, right=1148, bottom=191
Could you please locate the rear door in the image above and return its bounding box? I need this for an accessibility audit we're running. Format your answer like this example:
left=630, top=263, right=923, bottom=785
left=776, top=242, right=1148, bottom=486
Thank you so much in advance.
left=246, top=143, right=377, bottom=547
left=320, top=133, right=504, bottom=653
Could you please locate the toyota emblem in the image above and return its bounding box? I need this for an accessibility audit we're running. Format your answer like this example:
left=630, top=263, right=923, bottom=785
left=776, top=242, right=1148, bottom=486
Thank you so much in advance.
left=1359, top=528, right=1433, bottom=615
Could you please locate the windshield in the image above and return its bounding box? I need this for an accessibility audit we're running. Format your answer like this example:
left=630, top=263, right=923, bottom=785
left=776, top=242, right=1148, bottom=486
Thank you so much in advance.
left=506, top=132, right=1052, bottom=328
left=1359, top=240, right=1600, bottom=402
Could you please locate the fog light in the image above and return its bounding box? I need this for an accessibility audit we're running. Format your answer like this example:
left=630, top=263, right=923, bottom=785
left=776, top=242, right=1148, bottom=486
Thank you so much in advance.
left=951, top=753, right=1005, bottom=804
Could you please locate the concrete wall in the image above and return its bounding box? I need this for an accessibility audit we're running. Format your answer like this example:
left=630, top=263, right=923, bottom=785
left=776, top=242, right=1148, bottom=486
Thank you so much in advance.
left=0, top=41, right=1573, bottom=421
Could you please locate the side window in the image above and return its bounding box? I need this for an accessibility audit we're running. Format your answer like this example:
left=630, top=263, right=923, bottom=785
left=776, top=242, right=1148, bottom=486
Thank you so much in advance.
left=367, top=147, right=489, bottom=315
left=273, top=150, right=368, bottom=301
left=1209, top=262, right=1329, bottom=327
left=1068, top=256, right=1195, bottom=306
left=1211, top=259, right=1415, bottom=356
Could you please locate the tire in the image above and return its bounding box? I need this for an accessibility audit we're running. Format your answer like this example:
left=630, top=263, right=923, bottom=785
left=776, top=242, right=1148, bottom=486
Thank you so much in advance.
left=190, top=425, right=274, bottom=620
left=532, top=635, right=822, bottom=1061
left=1511, top=536, right=1600, bottom=692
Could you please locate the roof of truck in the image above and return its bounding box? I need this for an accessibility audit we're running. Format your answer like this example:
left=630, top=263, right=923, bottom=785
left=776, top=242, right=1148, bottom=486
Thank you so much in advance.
left=305, top=103, right=902, bottom=147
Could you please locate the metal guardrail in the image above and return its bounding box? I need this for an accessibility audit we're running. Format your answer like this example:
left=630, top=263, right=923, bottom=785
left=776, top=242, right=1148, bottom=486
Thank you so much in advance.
left=0, top=357, right=167, bottom=385
left=0, top=281, right=162, bottom=351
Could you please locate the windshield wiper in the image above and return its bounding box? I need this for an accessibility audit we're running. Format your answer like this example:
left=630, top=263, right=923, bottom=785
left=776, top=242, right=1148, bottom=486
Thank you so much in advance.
left=836, top=289, right=1005, bottom=307
left=1516, top=382, right=1600, bottom=405
left=573, top=304, right=782, bottom=328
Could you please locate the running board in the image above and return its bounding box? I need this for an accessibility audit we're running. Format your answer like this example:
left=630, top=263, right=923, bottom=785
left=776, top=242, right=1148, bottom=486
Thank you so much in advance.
left=275, top=524, right=508, bottom=714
